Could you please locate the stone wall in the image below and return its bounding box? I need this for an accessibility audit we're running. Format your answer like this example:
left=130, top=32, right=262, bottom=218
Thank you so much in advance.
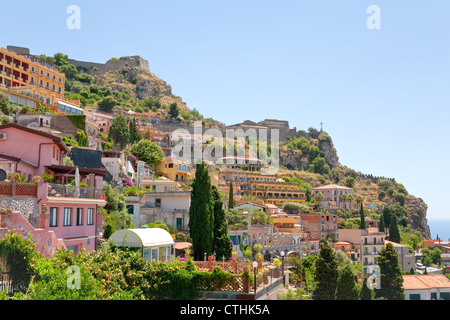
left=68, top=55, right=150, bottom=74
left=0, top=197, right=39, bottom=227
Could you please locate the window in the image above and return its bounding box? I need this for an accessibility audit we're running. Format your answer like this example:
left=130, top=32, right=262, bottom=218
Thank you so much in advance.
left=176, top=218, right=182, bottom=229
left=440, top=292, right=450, bottom=300
left=87, top=208, right=93, bottom=225
left=49, top=207, right=57, bottom=227
left=431, top=292, right=437, bottom=300
left=155, top=199, right=161, bottom=207
left=126, top=205, right=134, bottom=215
left=409, top=294, right=421, bottom=300
left=168, top=163, right=173, bottom=168
left=76, top=208, right=83, bottom=226
left=63, top=208, right=71, bottom=226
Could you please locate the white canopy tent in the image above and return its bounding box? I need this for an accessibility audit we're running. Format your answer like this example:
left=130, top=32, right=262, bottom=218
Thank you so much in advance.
left=109, top=228, right=175, bottom=262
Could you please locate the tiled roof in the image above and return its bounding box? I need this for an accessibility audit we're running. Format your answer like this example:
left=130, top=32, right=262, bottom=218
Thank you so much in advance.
left=402, top=274, right=450, bottom=290
left=0, top=123, right=69, bottom=153
left=312, top=184, right=352, bottom=190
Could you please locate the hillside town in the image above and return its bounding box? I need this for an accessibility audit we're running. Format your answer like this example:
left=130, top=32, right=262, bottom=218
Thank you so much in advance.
left=1, top=45, right=449, bottom=301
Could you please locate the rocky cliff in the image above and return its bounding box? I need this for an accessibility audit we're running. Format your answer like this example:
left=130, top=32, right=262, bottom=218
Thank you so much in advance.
left=404, top=195, right=431, bottom=239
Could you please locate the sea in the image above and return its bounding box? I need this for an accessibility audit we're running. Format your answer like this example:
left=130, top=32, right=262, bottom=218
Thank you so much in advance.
left=427, top=219, right=450, bottom=241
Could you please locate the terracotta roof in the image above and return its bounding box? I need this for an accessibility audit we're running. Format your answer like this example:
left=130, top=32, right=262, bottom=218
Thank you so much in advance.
left=312, top=184, right=352, bottom=190
left=0, top=123, right=69, bottom=153
left=174, top=242, right=193, bottom=250
left=334, top=241, right=352, bottom=246
left=402, top=274, right=450, bottom=290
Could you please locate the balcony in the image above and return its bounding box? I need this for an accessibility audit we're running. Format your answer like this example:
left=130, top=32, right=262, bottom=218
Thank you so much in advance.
left=47, top=183, right=104, bottom=199
left=0, top=181, right=37, bottom=198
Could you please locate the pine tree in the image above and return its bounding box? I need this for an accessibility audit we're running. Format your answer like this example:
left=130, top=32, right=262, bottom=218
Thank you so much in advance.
left=335, top=264, right=359, bottom=300
left=360, top=277, right=374, bottom=300
left=313, top=239, right=339, bottom=300
left=211, top=185, right=232, bottom=260
left=109, top=115, right=129, bottom=148
left=388, top=214, right=401, bottom=243
left=360, top=203, right=365, bottom=229
left=228, top=182, right=234, bottom=209
left=375, top=243, right=405, bottom=300
left=188, top=162, right=214, bottom=260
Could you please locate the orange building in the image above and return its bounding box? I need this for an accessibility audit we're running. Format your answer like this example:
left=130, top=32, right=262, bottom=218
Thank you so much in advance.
left=0, top=47, right=81, bottom=115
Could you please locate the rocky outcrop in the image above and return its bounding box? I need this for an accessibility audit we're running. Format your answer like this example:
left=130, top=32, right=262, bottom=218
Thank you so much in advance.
left=404, top=195, right=431, bottom=239
left=279, top=147, right=309, bottom=171
left=318, top=140, right=339, bottom=169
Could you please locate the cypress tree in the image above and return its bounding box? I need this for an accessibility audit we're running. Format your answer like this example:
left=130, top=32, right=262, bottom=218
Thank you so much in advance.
left=189, top=162, right=214, bottom=260
left=228, top=182, right=234, bottom=209
left=313, top=239, right=339, bottom=300
left=376, top=243, right=405, bottom=300
left=129, top=117, right=141, bottom=144
left=211, top=185, right=232, bottom=260
left=360, top=277, right=374, bottom=300
left=388, top=214, right=401, bottom=243
left=379, top=213, right=385, bottom=233
left=335, top=264, right=359, bottom=300
left=360, top=203, right=365, bottom=230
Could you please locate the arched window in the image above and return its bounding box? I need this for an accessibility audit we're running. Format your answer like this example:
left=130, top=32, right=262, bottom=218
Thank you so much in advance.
left=0, top=169, right=6, bottom=181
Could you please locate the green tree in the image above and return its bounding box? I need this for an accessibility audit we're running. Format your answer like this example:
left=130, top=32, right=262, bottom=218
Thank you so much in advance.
left=76, top=129, right=88, bottom=147
left=345, top=176, right=355, bottom=188
left=379, top=213, right=385, bottom=233
left=360, top=277, right=374, bottom=300
left=251, top=209, right=273, bottom=225
left=388, top=214, right=401, bottom=243
left=211, top=185, right=232, bottom=260
left=335, top=264, right=359, bottom=300
left=313, top=239, right=339, bottom=300
left=168, top=102, right=179, bottom=119
left=359, top=203, right=365, bottom=230
left=128, top=118, right=141, bottom=144
left=228, top=182, right=234, bottom=209
left=59, top=63, right=78, bottom=79
left=376, top=243, right=405, bottom=300
left=97, top=96, right=118, bottom=112
left=109, top=115, right=129, bottom=148
left=309, top=157, right=330, bottom=175
left=129, top=139, right=165, bottom=168
left=189, top=162, right=214, bottom=260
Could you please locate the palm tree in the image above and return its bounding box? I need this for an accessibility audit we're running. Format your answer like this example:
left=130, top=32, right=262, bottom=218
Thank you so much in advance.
left=356, top=195, right=364, bottom=206
left=347, top=194, right=354, bottom=208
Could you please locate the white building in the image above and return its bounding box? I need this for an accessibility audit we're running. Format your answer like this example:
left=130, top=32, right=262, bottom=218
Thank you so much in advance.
left=403, top=274, right=450, bottom=300
left=109, top=228, right=175, bottom=262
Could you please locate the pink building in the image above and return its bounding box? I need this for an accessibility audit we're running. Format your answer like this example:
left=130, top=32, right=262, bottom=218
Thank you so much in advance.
left=0, top=123, right=68, bottom=180
left=0, top=123, right=106, bottom=256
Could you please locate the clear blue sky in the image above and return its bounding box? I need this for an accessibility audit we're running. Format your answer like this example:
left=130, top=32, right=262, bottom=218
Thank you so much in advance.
left=2, top=1, right=450, bottom=221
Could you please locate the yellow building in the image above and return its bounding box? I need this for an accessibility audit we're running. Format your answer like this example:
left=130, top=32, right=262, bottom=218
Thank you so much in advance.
left=0, top=47, right=81, bottom=114
left=155, top=156, right=192, bottom=183
left=249, top=180, right=306, bottom=204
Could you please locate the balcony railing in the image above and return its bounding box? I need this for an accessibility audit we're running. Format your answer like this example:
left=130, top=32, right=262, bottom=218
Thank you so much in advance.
left=0, top=182, right=38, bottom=197
left=47, top=183, right=104, bottom=199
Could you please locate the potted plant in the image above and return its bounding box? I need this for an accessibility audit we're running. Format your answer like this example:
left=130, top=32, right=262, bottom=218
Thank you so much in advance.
left=256, top=252, right=264, bottom=269
left=262, top=268, right=270, bottom=284
left=0, top=208, right=13, bottom=228
left=272, top=258, right=281, bottom=277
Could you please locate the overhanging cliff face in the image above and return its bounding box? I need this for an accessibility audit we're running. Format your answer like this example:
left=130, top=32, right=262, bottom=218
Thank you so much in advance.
left=404, top=195, right=431, bottom=239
